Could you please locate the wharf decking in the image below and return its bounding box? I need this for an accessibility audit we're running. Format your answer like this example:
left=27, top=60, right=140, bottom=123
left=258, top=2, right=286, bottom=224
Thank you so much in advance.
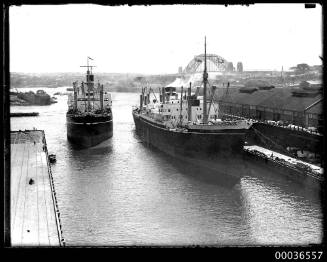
left=10, top=130, right=63, bottom=246
left=244, top=145, right=323, bottom=182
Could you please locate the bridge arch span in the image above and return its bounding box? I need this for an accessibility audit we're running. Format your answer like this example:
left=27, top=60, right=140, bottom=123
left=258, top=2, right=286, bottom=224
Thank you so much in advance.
left=183, top=54, right=228, bottom=74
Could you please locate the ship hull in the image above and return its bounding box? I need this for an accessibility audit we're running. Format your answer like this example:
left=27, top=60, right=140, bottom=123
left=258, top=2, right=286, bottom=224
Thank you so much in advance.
left=132, top=110, right=250, bottom=176
left=66, top=114, right=113, bottom=148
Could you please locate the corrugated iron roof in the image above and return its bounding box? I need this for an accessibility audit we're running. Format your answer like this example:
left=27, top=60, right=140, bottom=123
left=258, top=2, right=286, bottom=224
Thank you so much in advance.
left=305, top=100, right=323, bottom=114
left=305, top=80, right=322, bottom=85
left=216, top=87, right=322, bottom=112
left=244, top=79, right=271, bottom=87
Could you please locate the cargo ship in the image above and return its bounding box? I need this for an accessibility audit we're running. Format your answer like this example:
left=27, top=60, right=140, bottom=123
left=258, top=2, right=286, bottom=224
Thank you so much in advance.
left=66, top=58, right=113, bottom=147
left=132, top=38, right=253, bottom=173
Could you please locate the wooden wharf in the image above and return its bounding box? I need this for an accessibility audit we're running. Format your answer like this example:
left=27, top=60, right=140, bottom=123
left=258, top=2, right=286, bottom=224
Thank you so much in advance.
left=10, top=130, right=64, bottom=246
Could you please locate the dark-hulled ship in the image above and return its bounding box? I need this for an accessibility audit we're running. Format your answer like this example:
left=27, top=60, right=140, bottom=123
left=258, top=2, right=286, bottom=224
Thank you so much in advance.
left=132, top=38, right=253, bottom=173
left=66, top=58, right=113, bottom=147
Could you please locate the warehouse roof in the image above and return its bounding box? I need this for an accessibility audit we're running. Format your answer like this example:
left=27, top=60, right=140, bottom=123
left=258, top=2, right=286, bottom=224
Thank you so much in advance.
left=304, top=80, right=322, bottom=85
left=244, top=79, right=271, bottom=88
left=305, top=99, right=323, bottom=114
left=216, top=87, right=322, bottom=113
left=216, top=88, right=278, bottom=106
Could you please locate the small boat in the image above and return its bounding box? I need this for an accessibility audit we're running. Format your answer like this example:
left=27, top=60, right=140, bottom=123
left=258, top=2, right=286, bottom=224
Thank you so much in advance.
left=48, top=154, right=56, bottom=163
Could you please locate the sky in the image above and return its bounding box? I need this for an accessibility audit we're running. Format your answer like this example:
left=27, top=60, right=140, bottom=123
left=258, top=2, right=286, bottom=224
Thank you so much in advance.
left=9, top=4, right=322, bottom=74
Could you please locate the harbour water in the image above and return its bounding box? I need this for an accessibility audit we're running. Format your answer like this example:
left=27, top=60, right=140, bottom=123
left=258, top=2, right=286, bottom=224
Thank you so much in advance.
left=10, top=87, right=323, bottom=246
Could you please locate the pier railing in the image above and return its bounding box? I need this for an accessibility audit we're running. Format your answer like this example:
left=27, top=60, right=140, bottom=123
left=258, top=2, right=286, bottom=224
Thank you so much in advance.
left=41, top=131, right=65, bottom=246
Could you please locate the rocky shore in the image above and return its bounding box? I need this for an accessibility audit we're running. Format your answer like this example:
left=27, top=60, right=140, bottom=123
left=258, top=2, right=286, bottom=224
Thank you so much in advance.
left=10, top=90, right=57, bottom=106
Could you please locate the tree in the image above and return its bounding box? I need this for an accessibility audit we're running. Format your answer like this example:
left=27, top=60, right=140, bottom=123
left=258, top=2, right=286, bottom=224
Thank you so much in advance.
left=296, top=63, right=310, bottom=72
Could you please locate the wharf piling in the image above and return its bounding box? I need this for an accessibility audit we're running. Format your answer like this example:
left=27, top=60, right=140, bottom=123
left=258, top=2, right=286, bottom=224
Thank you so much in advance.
left=10, top=130, right=64, bottom=246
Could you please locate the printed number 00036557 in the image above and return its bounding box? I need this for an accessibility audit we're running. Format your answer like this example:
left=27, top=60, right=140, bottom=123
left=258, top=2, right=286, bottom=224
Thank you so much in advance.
left=275, top=251, right=323, bottom=260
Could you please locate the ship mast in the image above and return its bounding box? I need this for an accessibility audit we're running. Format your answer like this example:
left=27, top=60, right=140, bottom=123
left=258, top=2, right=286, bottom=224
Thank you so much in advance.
left=179, top=86, right=183, bottom=125
left=80, top=57, right=96, bottom=113
left=203, top=36, right=208, bottom=124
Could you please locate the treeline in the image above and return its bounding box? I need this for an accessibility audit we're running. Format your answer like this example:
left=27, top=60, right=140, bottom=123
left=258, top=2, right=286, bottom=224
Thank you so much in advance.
left=10, top=72, right=177, bottom=92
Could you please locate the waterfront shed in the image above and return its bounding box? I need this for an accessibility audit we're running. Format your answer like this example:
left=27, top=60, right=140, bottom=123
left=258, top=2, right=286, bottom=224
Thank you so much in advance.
left=216, top=86, right=322, bottom=127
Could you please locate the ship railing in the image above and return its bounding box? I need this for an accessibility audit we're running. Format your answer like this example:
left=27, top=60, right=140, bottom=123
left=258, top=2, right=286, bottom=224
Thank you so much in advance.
left=190, top=120, right=247, bottom=127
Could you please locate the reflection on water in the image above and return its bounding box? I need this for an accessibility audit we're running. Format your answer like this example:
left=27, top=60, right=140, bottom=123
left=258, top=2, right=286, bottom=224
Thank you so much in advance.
left=10, top=89, right=323, bottom=245
left=239, top=176, right=322, bottom=245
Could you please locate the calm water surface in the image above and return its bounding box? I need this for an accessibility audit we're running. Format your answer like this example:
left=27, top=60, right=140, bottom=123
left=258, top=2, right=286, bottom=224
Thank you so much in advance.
left=10, top=87, right=323, bottom=245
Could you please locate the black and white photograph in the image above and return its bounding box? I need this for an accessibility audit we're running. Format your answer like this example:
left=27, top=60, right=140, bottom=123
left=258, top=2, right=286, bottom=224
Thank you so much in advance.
left=4, top=2, right=324, bottom=250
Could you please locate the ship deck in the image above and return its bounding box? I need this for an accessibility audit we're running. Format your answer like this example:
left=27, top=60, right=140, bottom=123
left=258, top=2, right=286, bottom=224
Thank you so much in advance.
left=10, top=130, right=63, bottom=246
left=135, top=110, right=249, bottom=134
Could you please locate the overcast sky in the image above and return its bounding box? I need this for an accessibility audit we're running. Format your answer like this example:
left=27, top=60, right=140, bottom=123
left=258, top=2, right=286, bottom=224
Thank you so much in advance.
left=10, top=4, right=322, bottom=74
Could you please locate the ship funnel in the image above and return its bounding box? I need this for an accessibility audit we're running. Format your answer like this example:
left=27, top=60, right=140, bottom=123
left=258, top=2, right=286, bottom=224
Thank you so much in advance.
left=162, top=87, right=165, bottom=104
left=140, top=94, right=143, bottom=109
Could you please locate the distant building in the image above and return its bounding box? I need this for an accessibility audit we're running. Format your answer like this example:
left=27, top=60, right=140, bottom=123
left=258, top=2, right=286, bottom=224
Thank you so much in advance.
left=178, top=66, right=183, bottom=74
left=237, top=62, right=243, bottom=73
left=300, top=80, right=322, bottom=88
left=226, top=62, right=234, bottom=72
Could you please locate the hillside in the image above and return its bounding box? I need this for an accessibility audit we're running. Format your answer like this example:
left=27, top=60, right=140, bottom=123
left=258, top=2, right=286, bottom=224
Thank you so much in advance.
left=10, top=72, right=178, bottom=92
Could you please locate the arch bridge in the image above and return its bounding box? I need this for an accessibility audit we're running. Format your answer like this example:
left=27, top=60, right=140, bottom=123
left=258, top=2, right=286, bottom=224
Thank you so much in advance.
left=183, top=54, right=228, bottom=74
